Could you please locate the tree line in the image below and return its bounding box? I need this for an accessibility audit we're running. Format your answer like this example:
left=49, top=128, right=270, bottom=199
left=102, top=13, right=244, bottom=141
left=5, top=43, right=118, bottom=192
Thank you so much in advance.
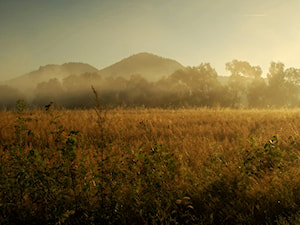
left=2, top=60, right=300, bottom=109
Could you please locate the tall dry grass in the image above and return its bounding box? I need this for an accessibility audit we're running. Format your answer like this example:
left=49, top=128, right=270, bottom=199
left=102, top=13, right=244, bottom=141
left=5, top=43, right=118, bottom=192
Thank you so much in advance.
left=1, top=105, right=300, bottom=224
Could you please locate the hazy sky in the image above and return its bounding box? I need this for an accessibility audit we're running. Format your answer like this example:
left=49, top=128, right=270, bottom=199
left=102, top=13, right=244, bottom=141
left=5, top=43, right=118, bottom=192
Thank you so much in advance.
left=1, top=0, right=300, bottom=81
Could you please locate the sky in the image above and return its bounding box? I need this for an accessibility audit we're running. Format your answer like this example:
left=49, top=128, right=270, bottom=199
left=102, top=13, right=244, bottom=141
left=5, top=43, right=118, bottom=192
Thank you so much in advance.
left=1, top=0, right=300, bottom=81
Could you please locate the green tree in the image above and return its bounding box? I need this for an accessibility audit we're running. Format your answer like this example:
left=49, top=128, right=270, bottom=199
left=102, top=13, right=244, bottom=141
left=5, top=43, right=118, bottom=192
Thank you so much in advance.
left=226, top=60, right=264, bottom=108
left=0, top=85, right=23, bottom=109
left=247, top=76, right=267, bottom=108
left=284, top=67, right=300, bottom=107
left=33, top=78, right=65, bottom=106
left=168, top=63, right=224, bottom=106
left=266, top=62, right=288, bottom=107
left=266, top=62, right=300, bottom=107
left=119, top=74, right=153, bottom=106
left=226, top=60, right=262, bottom=78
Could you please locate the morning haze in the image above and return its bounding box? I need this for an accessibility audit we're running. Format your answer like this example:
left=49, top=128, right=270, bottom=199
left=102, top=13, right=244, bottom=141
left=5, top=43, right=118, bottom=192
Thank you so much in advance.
left=3, top=1, right=300, bottom=224
left=1, top=0, right=300, bottom=109
left=1, top=0, right=300, bottom=81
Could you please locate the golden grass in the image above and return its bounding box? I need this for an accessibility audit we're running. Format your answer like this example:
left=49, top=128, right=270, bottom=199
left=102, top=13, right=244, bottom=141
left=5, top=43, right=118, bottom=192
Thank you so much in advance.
left=2, top=107, right=299, bottom=148
left=2, top=107, right=300, bottom=224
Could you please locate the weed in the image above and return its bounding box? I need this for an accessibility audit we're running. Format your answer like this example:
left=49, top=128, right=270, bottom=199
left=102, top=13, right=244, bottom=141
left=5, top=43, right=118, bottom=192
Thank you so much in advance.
left=1, top=107, right=300, bottom=224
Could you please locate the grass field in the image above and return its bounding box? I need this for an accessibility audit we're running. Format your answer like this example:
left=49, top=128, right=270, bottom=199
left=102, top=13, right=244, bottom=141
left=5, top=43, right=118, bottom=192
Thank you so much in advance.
left=1, top=103, right=300, bottom=224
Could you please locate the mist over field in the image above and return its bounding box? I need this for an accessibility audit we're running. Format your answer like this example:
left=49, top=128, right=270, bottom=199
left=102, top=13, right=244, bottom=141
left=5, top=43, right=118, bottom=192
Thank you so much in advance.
left=1, top=52, right=300, bottom=109
left=2, top=1, right=300, bottom=109
left=3, top=1, right=300, bottom=224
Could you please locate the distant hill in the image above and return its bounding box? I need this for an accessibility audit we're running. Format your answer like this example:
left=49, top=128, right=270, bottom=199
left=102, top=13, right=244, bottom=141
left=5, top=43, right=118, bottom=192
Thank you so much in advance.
left=98, top=52, right=185, bottom=81
left=6, top=62, right=99, bottom=91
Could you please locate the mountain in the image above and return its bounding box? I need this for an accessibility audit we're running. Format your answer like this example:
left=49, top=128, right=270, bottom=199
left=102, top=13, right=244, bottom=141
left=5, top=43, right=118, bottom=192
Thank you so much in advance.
left=3, top=52, right=186, bottom=101
left=6, top=62, right=99, bottom=91
left=98, top=52, right=185, bottom=81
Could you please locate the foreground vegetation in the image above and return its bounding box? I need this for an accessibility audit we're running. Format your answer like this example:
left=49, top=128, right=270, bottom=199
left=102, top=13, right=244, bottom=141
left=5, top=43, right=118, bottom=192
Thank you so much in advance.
left=2, top=103, right=300, bottom=224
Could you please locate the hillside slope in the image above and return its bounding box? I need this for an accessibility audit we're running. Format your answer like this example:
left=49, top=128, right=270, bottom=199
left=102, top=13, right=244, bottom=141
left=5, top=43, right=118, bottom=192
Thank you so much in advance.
left=98, top=52, right=185, bottom=81
left=6, top=62, right=99, bottom=91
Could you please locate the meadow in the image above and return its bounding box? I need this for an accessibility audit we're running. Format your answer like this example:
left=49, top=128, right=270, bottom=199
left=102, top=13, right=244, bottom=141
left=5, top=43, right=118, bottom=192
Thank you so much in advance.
left=1, top=102, right=300, bottom=224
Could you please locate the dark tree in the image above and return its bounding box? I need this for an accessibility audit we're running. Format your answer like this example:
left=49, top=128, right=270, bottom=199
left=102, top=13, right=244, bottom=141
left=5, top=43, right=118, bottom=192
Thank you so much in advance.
left=266, top=62, right=287, bottom=107
left=33, top=78, right=65, bottom=106
left=226, top=60, right=263, bottom=108
left=0, top=85, right=23, bottom=109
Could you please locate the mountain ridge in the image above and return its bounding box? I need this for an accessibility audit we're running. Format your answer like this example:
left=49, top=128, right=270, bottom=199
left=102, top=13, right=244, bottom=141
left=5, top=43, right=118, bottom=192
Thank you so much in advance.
left=5, top=62, right=99, bottom=91
left=98, top=52, right=185, bottom=81
left=4, top=52, right=185, bottom=91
